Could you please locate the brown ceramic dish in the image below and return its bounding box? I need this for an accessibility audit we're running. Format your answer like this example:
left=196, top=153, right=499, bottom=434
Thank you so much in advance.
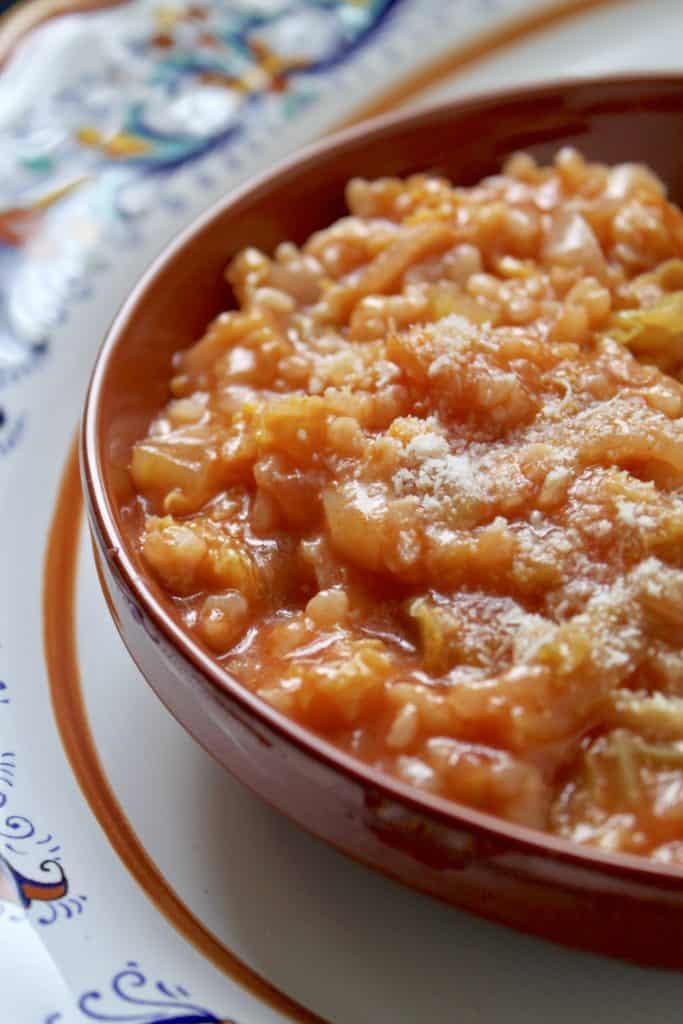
left=82, top=75, right=683, bottom=968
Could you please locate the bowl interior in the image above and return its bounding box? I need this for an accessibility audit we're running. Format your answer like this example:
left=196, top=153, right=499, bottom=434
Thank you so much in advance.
left=86, top=74, right=683, bottom=875
left=95, top=75, right=683, bottom=515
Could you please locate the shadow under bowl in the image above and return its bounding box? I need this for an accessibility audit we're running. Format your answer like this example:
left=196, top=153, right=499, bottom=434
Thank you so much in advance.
left=82, top=74, right=683, bottom=969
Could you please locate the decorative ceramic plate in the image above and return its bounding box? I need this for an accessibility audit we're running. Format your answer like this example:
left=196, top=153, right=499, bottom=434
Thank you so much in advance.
left=2, top=1, right=683, bottom=1020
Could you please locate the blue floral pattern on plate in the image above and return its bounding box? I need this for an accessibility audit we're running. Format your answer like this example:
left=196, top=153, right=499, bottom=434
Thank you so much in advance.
left=46, top=961, right=230, bottom=1023
left=0, top=0, right=401, bottom=452
left=0, top=682, right=76, bottom=926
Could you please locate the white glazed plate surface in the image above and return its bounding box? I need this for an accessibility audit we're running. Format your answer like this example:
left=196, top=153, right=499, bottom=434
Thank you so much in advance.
left=2, top=1, right=683, bottom=1020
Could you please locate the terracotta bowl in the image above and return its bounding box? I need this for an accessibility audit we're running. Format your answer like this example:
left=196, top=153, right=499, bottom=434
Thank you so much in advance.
left=82, top=74, right=683, bottom=968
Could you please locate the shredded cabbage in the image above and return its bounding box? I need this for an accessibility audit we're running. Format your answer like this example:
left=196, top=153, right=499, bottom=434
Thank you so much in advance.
left=406, top=596, right=460, bottom=676
left=604, top=290, right=683, bottom=372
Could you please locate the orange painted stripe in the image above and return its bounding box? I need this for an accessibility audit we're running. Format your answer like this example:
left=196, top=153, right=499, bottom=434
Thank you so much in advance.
left=21, top=880, right=68, bottom=903
left=43, top=437, right=327, bottom=1024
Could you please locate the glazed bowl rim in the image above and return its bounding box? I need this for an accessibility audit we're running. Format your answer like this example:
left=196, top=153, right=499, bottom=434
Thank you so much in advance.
left=82, top=71, right=683, bottom=887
